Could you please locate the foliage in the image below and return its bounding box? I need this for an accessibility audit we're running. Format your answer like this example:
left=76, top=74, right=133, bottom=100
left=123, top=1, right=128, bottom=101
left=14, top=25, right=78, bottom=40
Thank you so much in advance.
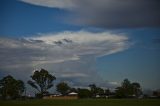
left=115, top=87, right=126, bottom=98
left=153, top=90, right=160, bottom=98
left=89, top=84, right=105, bottom=97
left=132, top=82, right=142, bottom=97
left=96, top=87, right=105, bottom=95
left=115, top=79, right=142, bottom=98
left=27, top=68, right=56, bottom=96
left=77, top=88, right=92, bottom=98
left=0, top=75, right=25, bottom=99
left=89, top=84, right=97, bottom=97
left=56, top=82, right=70, bottom=95
left=105, top=89, right=111, bottom=96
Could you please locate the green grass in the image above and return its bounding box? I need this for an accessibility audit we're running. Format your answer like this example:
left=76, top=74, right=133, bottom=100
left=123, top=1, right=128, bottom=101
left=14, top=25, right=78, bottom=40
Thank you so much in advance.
left=0, top=99, right=160, bottom=106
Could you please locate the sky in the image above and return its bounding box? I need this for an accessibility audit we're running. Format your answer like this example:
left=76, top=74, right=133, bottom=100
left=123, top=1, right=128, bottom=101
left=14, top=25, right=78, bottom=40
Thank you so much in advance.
left=0, top=0, right=160, bottom=92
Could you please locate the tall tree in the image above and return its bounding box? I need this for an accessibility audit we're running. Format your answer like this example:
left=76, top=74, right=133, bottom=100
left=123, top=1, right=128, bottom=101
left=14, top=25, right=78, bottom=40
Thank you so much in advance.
left=121, top=79, right=133, bottom=96
left=132, top=82, right=142, bottom=97
left=89, top=84, right=105, bottom=97
left=0, top=75, right=25, bottom=99
left=28, top=68, right=56, bottom=96
left=115, top=79, right=142, bottom=98
left=105, top=89, right=111, bottom=96
left=77, top=88, right=92, bottom=98
left=96, top=87, right=105, bottom=95
left=122, top=79, right=131, bottom=89
left=56, top=82, right=70, bottom=95
left=89, top=84, right=98, bottom=97
left=115, top=87, right=126, bottom=98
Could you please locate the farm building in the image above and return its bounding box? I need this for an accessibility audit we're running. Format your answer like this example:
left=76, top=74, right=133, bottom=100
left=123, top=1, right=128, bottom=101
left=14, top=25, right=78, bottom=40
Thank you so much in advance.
left=43, top=92, right=78, bottom=99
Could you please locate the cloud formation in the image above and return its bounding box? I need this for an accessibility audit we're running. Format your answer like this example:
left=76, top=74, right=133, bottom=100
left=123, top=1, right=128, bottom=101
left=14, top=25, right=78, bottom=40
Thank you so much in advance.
left=0, top=31, right=128, bottom=87
left=20, top=0, right=160, bottom=28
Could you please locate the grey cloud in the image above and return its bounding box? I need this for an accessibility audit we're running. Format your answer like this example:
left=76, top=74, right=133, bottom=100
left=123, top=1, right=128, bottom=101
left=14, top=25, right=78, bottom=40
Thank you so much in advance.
left=20, top=0, right=160, bottom=28
left=72, top=0, right=160, bottom=28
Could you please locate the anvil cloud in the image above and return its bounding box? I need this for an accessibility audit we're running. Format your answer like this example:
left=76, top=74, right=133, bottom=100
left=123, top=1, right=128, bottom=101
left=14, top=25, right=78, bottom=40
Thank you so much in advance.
left=0, top=31, right=129, bottom=87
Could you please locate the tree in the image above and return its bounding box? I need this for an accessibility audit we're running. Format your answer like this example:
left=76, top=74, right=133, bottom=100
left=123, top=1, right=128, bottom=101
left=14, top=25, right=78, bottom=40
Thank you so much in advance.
left=105, top=89, right=111, bottom=96
left=96, top=87, right=105, bottom=95
left=89, top=84, right=97, bottom=97
left=153, top=90, right=160, bottom=97
left=77, top=88, right=92, bottom=98
left=88, top=84, right=105, bottom=97
left=122, top=79, right=131, bottom=89
left=115, top=87, right=126, bottom=98
left=132, top=82, right=142, bottom=97
left=121, top=79, right=133, bottom=97
left=28, top=68, right=56, bottom=97
left=56, top=82, right=70, bottom=95
left=115, top=79, right=142, bottom=98
left=0, top=75, right=25, bottom=99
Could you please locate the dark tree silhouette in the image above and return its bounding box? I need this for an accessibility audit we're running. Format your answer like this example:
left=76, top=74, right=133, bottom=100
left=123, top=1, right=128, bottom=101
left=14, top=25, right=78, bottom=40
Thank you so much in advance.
left=28, top=68, right=56, bottom=96
left=77, top=88, right=92, bottom=98
left=132, top=82, right=142, bottom=97
left=105, top=89, right=111, bottom=96
left=56, top=82, right=70, bottom=95
left=0, top=75, right=25, bottom=99
left=121, top=79, right=133, bottom=96
left=115, top=79, right=142, bottom=98
left=89, top=84, right=105, bottom=97
left=89, top=84, right=97, bottom=97
left=96, top=87, right=105, bottom=95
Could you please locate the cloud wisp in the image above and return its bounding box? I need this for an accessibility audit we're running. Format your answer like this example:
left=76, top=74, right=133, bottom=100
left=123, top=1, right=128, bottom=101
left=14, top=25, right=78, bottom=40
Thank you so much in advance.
left=0, top=31, right=129, bottom=87
left=20, top=0, right=160, bottom=28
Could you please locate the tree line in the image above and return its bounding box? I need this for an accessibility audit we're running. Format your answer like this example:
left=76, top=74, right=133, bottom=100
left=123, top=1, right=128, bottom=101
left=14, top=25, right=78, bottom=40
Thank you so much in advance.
left=0, top=68, right=146, bottom=100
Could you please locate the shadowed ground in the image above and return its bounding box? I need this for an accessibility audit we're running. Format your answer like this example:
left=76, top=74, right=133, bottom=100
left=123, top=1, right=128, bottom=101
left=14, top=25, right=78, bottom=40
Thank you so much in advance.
left=0, top=99, right=160, bottom=106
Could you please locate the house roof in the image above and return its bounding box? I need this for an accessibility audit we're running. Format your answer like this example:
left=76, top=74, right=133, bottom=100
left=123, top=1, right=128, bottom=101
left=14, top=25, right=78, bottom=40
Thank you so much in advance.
left=68, top=92, right=78, bottom=95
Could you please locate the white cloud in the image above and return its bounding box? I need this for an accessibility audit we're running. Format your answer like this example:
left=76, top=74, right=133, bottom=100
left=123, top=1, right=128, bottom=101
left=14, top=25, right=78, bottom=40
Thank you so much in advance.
left=0, top=30, right=129, bottom=88
left=108, top=81, right=120, bottom=86
left=20, top=0, right=75, bottom=9
left=29, top=31, right=128, bottom=58
left=60, top=73, right=88, bottom=78
left=0, top=31, right=128, bottom=66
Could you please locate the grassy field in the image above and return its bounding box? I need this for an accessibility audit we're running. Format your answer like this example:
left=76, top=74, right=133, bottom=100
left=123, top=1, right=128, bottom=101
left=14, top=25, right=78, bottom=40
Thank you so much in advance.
left=0, top=99, right=160, bottom=106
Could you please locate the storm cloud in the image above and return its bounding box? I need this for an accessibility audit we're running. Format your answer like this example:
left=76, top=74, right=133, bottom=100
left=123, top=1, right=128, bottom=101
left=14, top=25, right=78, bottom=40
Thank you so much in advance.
left=20, top=0, right=160, bottom=28
left=0, top=31, right=129, bottom=87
